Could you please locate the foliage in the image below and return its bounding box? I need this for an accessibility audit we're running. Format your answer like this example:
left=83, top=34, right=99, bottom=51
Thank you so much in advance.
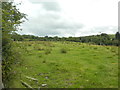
left=45, top=49, right=51, bottom=55
left=60, top=48, right=67, bottom=53
left=11, top=33, right=119, bottom=46
left=115, top=32, right=120, bottom=40
left=2, top=1, right=26, bottom=87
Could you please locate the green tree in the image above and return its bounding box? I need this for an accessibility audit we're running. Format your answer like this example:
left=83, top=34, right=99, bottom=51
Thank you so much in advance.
left=115, top=32, right=120, bottom=40
left=11, top=32, right=24, bottom=41
left=2, top=1, right=27, bottom=87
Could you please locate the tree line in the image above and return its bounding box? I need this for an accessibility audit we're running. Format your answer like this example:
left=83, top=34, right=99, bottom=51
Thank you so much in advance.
left=11, top=32, right=119, bottom=46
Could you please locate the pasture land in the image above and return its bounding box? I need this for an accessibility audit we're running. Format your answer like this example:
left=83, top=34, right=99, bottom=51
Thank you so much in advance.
left=8, top=41, right=118, bottom=88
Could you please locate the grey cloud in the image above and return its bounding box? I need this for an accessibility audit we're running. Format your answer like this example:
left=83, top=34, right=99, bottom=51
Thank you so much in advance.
left=41, top=1, right=61, bottom=11
left=17, top=0, right=117, bottom=37
left=18, top=0, right=84, bottom=37
left=19, top=10, right=84, bottom=37
left=29, top=0, right=61, bottom=12
left=20, top=1, right=117, bottom=37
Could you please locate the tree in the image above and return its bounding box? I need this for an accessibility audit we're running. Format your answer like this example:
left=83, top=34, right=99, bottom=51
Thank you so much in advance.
left=11, top=32, right=24, bottom=41
left=115, top=32, right=120, bottom=40
left=2, top=1, right=27, bottom=87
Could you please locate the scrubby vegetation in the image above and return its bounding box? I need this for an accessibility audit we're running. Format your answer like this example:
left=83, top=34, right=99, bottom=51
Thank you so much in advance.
left=60, top=48, right=67, bottom=53
left=2, top=2, right=26, bottom=87
left=11, top=32, right=119, bottom=46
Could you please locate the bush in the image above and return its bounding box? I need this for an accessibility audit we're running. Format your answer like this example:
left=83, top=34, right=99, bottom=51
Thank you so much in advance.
left=38, top=54, right=42, bottom=58
left=28, top=44, right=31, bottom=46
left=2, top=2, right=27, bottom=87
left=60, top=48, right=67, bottom=53
left=45, top=49, right=51, bottom=55
left=34, top=46, right=45, bottom=51
left=93, top=47, right=97, bottom=49
left=37, top=47, right=45, bottom=51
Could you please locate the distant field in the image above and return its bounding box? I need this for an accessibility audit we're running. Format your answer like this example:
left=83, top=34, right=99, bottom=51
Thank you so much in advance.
left=9, top=41, right=118, bottom=88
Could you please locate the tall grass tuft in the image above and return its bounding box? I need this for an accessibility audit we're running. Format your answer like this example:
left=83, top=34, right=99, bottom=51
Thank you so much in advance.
left=45, top=49, right=51, bottom=55
left=34, top=46, right=45, bottom=51
left=60, top=48, right=67, bottom=53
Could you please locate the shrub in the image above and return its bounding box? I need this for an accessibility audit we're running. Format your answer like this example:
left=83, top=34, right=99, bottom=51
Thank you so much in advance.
left=38, top=54, right=42, bottom=58
left=45, top=49, right=51, bottom=55
left=34, top=46, right=45, bottom=51
left=60, top=48, right=67, bottom=53
left=93, top=47, right=97, bottom=49
left=82, top=46, right=85, bottom=48
left=2, top=2, right=27, bottom=87
left=28, top=44, right=31, bottom=46
left=37, top=47, right=45, bottom=51
left=42, top=60, right=46, bottom=63
left=106, top=47, right=110, bottom=49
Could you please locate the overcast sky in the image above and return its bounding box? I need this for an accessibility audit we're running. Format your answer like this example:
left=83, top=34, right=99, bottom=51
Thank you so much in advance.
left=14, top=0, right=118, bottom=37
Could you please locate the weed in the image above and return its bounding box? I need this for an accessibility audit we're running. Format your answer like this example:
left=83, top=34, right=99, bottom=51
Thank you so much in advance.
left=106, top=47, right=110, bottom=49
left=107, top=56, right=113, bottom=58
left=93, top=47, right=97, bottom=49
left=38, top=54, right=42, bottom=58
left=42, top=60, right=46, bottom=63
left=60, top=48, right=67, bottom=53
left=34, top=46, right=45, bottom=51
left=28, top=44, right=31, bottom=46
left=37, top=47, right=45, bottom=51
left=45, top=49, right=51, bottom=55
left=82, top=46, right=85, bottom=48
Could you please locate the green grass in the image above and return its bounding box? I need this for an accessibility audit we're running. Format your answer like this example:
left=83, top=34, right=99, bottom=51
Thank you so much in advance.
left=9, top=41, right=118, bottom=88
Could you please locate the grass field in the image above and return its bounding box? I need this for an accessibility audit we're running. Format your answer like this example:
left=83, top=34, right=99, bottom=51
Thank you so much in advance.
left=8, top=41, right=118, bottom=88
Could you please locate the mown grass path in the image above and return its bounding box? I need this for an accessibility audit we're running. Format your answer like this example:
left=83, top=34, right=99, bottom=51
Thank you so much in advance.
left=9, top=41, right=118, bottom=88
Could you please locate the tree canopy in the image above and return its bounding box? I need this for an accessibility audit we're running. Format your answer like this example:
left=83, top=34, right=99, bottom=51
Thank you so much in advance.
left=2, top=1, right=27, bottom=87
